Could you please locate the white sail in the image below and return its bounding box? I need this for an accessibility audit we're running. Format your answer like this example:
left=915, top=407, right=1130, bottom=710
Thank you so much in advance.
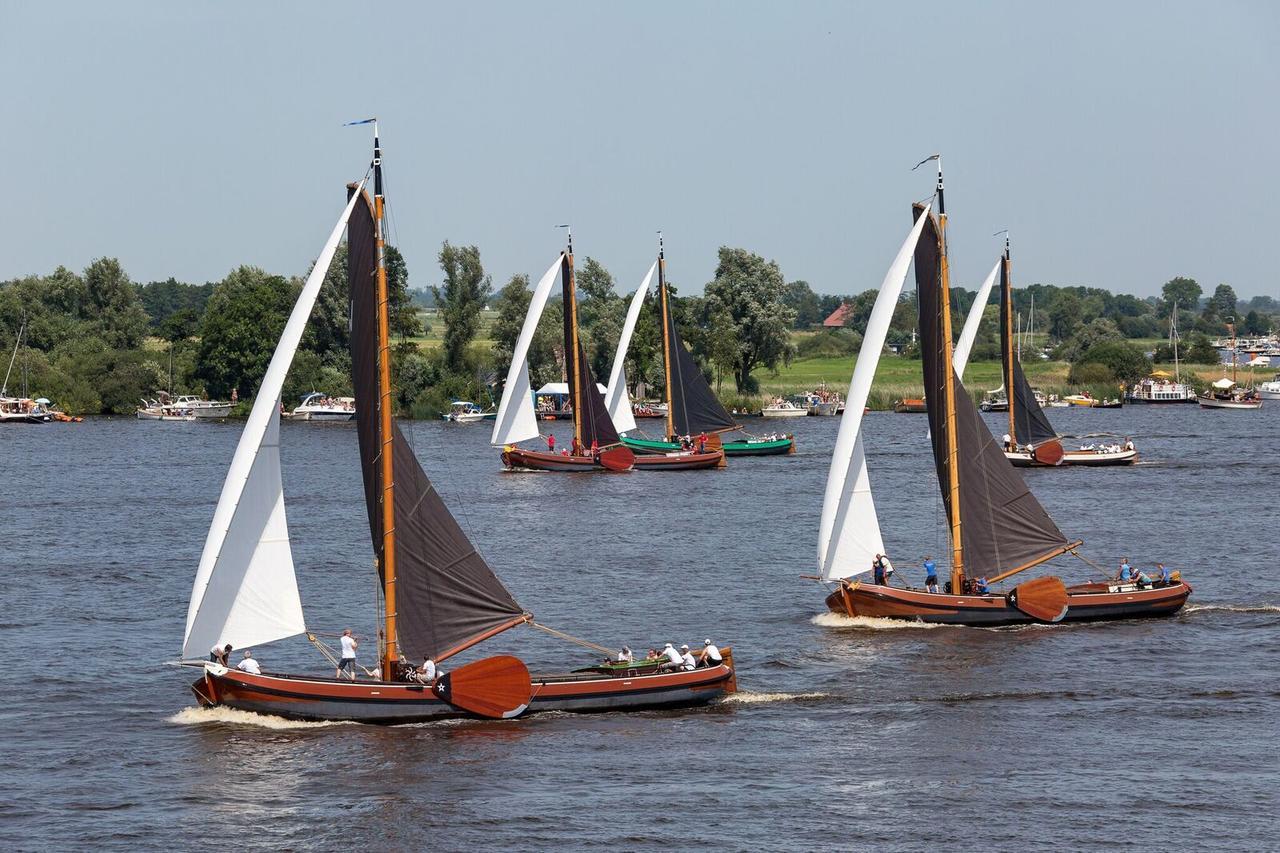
left=952, top=258, right=1001, bottom=378
left=182, top=185, right=364, bottom=658
left=605, top=261, right=657, bottom=434
left=491, top=255, right=565, bottom=446
left=818, top=205, right=931, bottom=581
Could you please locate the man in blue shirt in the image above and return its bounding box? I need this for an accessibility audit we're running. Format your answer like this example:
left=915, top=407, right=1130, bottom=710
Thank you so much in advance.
left=923, top=556, right=938, bottom=593
left=1118, top=558, right=1133, bottom=583
left=1157, top=563, right=1172, bottom=585
left=975, top=577, right=990, bottom=595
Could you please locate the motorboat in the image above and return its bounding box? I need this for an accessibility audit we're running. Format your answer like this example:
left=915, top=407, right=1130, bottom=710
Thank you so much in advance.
left=761, top=398, right=807, bottom=418
left=173, top=395, right=233, bottom=418
left=442, top=400, right=494, bottom=422
left=137, top=396, right=196, bottom=421
left=1259, top=374, right=1280, bottom=400
left=287, top=392, right=356, bottom=421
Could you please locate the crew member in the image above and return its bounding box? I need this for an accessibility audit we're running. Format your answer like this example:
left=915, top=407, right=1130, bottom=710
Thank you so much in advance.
left=974, top=577, right=990, bottom=594
left=679, top=644, right=697, bottom=671
left=698, top=639, right=723, bottom=667
left=337, top=628, right=358, bottom=679
left=1118, top=558, right=1133, bottom=583
left=237, top=650, right=261, bottom=675
left=923, top=556, right=938, bottom=594
left=660, top=642, right=683, bottom=671
left=1157, top=563, right=1172, bottom=585
left=697, top=432, right=708, bottom=453
left=872, top=553, right=894, bottom=585
left=418, top=656, right=437, bottom=684
left=210, top=643, right=232, bottom=665
left=546, top=433, right=556, bottom=452
left=617, top=646, right=634, bottom=663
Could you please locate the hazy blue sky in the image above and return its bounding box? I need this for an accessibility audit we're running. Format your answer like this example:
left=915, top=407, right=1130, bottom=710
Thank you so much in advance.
left=2, top=1, right=1276, bottom=299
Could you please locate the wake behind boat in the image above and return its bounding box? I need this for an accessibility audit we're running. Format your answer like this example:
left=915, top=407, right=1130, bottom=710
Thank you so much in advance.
left=811, top=161, right=1188, bottom=627
left=179, top=128, right=735, bottom=722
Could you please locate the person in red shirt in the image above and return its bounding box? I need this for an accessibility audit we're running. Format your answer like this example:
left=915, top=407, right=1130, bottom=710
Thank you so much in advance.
left=590, top=439, right=599, bottom=456
left=546, top=433, right=556, bottom=452
left=697, top=432, right=708, bottom=453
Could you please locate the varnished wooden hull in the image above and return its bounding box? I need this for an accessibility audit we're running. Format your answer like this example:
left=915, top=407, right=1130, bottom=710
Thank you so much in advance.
left=190, top=657, right=737, bottom=724
left=824, top=579, right=1191, bottom=626
left=501, top=446, right=635, bottom=472
left=1005, top=448, right=1138, bottom=467
left=631, top=449, right=725, bottom=470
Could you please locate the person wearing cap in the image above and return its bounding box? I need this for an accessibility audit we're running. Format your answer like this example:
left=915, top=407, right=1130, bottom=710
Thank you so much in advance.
left=698, top=639, right=723, bottom=667
left=679, top=645, right=697, bottom=671
left=660, top=642, right=683, bottom=671
left=616, top=646, right=634, bottom=663
left=237, top=650, right=261, bottom=675
left=336, top=628, right=358, bottom=679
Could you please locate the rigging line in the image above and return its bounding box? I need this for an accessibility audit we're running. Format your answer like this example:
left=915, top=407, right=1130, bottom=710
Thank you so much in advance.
left=530, top=621, right=617, bottom=656
left=1069, top=548, right=1117, bottom=581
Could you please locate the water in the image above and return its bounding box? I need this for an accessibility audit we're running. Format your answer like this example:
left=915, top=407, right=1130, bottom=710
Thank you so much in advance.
left=2, top=405, right=1277, bottom=850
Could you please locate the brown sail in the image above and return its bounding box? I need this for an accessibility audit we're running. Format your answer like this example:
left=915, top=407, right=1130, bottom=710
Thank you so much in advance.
left=912, top=203, right=1070, bottom=580
left=660, top=277, right=737, bottom=437
left=348, top=186, right=525, bottom=661
left=560, top=257, right=621, bottom=448
left=999, top=253, right=1058, bottom=447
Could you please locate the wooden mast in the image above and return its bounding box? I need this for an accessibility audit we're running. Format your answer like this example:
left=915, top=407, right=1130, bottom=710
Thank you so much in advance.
left=935, top=159, right=965, bottom=591
left=564, top=228, right=584, bottom=453
left=372, top=123, right=398, bottom=682
left=1002, top=236, right=1017, bottom=446
left=658, top=232, right=676, bottom=441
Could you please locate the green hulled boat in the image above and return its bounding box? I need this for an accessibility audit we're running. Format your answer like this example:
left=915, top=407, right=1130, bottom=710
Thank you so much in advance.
left=622, top=435, right=794, bottom=457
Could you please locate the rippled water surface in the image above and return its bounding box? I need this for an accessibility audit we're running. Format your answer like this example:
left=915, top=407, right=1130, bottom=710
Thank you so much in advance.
left=2, top=404, right=1277, bottom=850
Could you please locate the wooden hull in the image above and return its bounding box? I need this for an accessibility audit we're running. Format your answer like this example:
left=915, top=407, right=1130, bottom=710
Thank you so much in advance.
left=824, top=579, right=1191, bottom=626
left=893, top=398, right=927, bottom=413
left=190, top=658, right=736, bottom=724
left=761, top=407, right=807, bottom=418
left=501, top=446, right=635, bottom=472
left=1198, top=395, right=1262, bottom=409
left=621, top=436, right=793, bottom=457
left=631, top=449, right=725, bottom=470
left=1005, top=448, right=1138, bottom=467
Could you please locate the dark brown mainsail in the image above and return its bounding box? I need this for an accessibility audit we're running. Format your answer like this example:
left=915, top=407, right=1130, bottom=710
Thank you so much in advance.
left=348, top=187, right=524, bottom=660
left=913, top=203, right=1070, bottom=580
left=999, top=251, right=1058, bottom=447
left=659, top=272, right=737, bottom=437
left=560, top=254, right=622, bottom=448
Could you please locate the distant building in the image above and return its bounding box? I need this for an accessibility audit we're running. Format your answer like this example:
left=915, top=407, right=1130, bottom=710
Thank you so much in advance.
left=822, top=303, right=852, bottom=328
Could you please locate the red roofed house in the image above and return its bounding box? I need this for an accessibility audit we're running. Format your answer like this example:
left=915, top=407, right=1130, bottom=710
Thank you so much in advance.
left=822, top=303, right=853, bottom=328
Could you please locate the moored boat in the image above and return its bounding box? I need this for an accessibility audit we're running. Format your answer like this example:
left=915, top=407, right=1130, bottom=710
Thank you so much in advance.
left=1198, top=324, right=1262, bottom=409
left=442, top=400, right=495, bottom=422
left=287, top=392, right=356, bottom=421
left=180, top=126, right=735, bottom=722
left=893, top=397, right=927, bottom=413
left=173, top=395, right=233, bottom=418
left=813, top=161, right=1188, bottom=626
left=762, top=398, right=808, bottom=417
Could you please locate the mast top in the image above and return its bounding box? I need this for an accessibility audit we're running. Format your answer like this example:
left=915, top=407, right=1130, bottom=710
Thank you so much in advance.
left=558, top=224, right=572, bottom=254
left=657, top=230, right=664, bottom=259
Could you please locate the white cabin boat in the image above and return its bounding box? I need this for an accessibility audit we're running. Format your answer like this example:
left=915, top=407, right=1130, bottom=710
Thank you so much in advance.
left=287, top=392, right=355, bottom=421
left=173, top=395, right=233, bottom=418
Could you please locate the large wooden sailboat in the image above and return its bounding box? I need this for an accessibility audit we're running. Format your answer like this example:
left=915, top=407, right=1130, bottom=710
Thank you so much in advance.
left=1198, top=322, right=1262, bottom=410
left=492, top=232, right=636, bottom=472
left=620, top=237, right=794, bottom=458
left=991, top=237, right=1137, bottom=467
left=178, top=129, right=736, bottom=721
left=602, top=236, right=725, bottom=470
left=817, top=162, right=1189, bottom=626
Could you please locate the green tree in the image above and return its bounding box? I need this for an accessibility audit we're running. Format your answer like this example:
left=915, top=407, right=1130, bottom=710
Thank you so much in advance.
left=195, top=266, right=298, bottom=398
left=1161, top=277, right=1201, bottom=317
left=1206, top=283, right=1238, bottom=324
left=574, top=257, right=623, bottom=377
left=491, top=273, right=532, bottom=372
left=783, top=280, right=825, bottom=328
left=1068, top=341, right=1152, bottom=385
left=433, top=242, right=491, bottom=374
left=83, top=258, right=148, bottom=349
left=1048, top=292, right=1082, bottom=341
left=703, top=247, right=796, bottom=392
left=705, top=303, right=742, bottom=392
left=306, top=243, right=420, bottom=366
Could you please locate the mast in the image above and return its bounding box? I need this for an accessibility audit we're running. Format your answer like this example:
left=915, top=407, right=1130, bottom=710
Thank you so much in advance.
left=3, top=320, right=22, bottom=397
left=934, top=158, right=965, bottom=590
left=371, top=122, right=399, bottom=682
left=1229, top=319, right=1238, bottom=384
left=1002, top=236, right=1017, bottom=445
left=561, top=225, right=584, bottom=451
left=1172, top=300, right=1181, bottom=381
left=658, top=232, right=676, bottom=440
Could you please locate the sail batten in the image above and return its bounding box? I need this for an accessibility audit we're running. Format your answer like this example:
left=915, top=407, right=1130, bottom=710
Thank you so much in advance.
left=490, top=255, right=566, bottom=447
left=913, top=204, right=1069, bottom=581
left=349, top=190, right=525, bottom=661
left=818, top=206, right=931, bottom=580
left=605, top=261, right=657, bottom=434
left=183, top=186, right=365, bottom=658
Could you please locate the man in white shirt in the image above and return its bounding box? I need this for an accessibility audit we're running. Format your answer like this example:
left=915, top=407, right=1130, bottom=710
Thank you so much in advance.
left=237, top=650, right=261, bottom=675
left=616, top=646, right=633, bottom=663
left=336, top=629, right=358, bottom=679
left=698, top=639, right=723, bottom=667
left=661, top=642, right=683, bottom=671
left=209, top=643, right=232, bottom=665
left=418, top=657, right=437, bottom=684
left=679, top=644, right=697, bottom=671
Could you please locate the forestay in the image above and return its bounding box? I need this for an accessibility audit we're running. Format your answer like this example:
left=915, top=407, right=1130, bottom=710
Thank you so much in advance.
left=490, top=255, right=566, bottom=447
left=182, top=185, right=364, bottom=658
left=605, top=261, right=656, bottom=434
left=818, top=205, right=931, bottom=581
left=953, top=258, right=1001, bottom=378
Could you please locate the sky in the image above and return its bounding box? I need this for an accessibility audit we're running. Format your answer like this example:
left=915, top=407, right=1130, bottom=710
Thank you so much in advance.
left=1, top=1, right=1277, bottom=300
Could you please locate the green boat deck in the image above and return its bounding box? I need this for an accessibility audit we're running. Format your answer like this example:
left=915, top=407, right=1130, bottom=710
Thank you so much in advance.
left=621, top=435, right=794, bottom=457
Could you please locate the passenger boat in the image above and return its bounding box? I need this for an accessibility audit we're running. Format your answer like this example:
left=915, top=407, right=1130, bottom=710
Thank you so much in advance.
left=616, top=235, right=783, bottom=460
left=1127, top=306, right=1197, bottom=403
left=137, top=395, right=196, bottom=421
left=762, top=399, right=807, bottom=418
left=287, top=392, right=356, bottom=421
left=1198, top=324, right=1262, bottom=409
left=632, top=402, right=667, bottom=418
left=813, top=161, right=1188, bottom=626
left=173, top=395, right=233, bottom=418
left=178, top=126, right=736, bottom=722
left=597, top=242, right=724, bottom=471
left=491, top=232, right=636, bottom=472
left=442, top=400, right=495, bottom=422
left=622, top=434, right=794, bottom=456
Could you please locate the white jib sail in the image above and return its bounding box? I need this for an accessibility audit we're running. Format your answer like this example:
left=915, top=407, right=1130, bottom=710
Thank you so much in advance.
left=952, top=258, right=1001, bottom=378
left=491, top=255, right=565, bottom=446
left=182, top=184, right=365, bottom=659
left=604, top=260, right=657, bottom=434
left=818, top=204, right=931, bottom=581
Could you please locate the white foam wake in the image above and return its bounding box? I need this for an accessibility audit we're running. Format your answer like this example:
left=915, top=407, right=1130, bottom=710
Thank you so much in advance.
left=721, top=691, right=828, bottom=705
left=167, top=705, right=354, bottom=730
left=1184, top=604, right=1280, bottom=614
left=810, top=612, right=941, bottom=630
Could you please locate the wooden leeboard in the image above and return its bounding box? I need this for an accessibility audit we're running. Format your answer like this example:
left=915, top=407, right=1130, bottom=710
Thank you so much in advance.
left=598, top=446, right=636, bottom=471
left=435, top=655, right=533, bottom=719
left=1033, top=440, right=1065, bottom=466
left=1011, top=575, right=1069, bottom=623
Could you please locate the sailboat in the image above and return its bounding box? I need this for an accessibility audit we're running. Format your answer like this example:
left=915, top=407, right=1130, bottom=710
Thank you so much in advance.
left=620, top=237, right=795, bottom=457
left=492, top=232, right=636, bottom=472
left=1, top=321, right=52, bottom=423
left=178, top=128, right=737, bottom=721
left=1126, top=300, right=1197, bottom=403
left=601, top=237, right=726, bottom=470
left=1198, top=321, right=1262, bottom=409
left=817, top=162, right=1190, bottom=626
left=991, top=237, right=1137, bottom=467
